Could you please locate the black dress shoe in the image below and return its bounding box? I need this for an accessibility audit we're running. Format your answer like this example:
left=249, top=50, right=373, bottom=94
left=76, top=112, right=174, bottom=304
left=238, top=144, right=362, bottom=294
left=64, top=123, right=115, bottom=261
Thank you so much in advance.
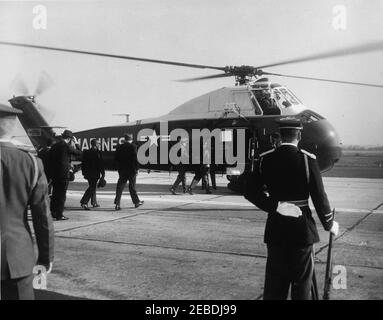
left=115, top=205, right=121, bottom=211
left=81, top=203, right=90, bottom=210
left=170, top=188, right=176, bottom=195
left=92, top=203, right=100, bottom=208
left=135, top=201, right=144, bottom=208
left=56, top=216, right=69, bottom=221
left=187, top=187, right=193, bottom=195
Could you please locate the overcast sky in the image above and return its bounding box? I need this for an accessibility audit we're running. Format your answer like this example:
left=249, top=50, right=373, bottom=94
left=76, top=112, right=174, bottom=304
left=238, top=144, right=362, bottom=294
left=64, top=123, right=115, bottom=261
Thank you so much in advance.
left=0, top=0, right=382, bottom=145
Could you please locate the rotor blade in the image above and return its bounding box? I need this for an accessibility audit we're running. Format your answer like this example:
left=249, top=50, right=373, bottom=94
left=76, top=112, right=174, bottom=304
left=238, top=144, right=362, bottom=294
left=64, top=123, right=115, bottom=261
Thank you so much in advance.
left=257, top=41, right=383, bottom=69
left=10, top=74, right=29, bottom=95
left=177, top=73, right=233, bottom=82
left=0, top=41, right=226, bottom=72
left=39, top=126, right=66, bottom=129
left=262, top=71, right=383, bottom=88
left=34, top=71, right=54, bottom=96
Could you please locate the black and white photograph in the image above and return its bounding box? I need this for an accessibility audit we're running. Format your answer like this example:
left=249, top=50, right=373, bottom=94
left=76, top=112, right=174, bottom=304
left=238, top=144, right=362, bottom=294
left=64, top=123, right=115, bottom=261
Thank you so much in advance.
left=0, top=0, right=382, bottom=305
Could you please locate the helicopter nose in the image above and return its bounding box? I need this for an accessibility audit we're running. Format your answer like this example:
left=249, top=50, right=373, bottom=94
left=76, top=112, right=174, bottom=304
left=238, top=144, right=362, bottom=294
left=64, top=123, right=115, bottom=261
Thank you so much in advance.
left=299, top=119, right=342, bottom=172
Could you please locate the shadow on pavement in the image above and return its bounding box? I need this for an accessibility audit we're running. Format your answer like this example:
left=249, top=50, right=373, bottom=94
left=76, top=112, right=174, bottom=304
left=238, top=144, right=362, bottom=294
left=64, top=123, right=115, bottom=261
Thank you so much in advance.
left=69, top=182, right=230, bottom=194
left=34, top=289, right=89, bottom=300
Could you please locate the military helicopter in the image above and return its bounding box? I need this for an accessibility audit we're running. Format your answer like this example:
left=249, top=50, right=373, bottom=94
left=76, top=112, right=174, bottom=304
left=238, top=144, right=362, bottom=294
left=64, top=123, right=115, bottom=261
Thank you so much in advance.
left=2, top=40, right=383, bottom=184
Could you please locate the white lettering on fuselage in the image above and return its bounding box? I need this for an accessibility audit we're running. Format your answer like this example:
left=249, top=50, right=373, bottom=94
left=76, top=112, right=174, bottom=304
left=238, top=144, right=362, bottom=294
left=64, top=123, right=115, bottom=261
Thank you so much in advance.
left=78, top=137, right=119, bottom=152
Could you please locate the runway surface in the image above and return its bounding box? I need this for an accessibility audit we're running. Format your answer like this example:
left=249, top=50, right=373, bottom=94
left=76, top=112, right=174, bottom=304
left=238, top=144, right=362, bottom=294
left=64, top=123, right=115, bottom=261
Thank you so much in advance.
left=36, top=171, right=383, bottom=300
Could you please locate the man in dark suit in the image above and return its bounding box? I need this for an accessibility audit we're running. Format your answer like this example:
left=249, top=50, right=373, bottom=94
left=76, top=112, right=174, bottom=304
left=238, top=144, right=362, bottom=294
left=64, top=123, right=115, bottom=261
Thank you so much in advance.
left=49, top=130, right=82, bottom=220
left=244, top=117, right=339, bottom=300
left=188, top=141, right=212, bottom=194
left=0, top=104, right=54, bottom=300
left=170, top=137, right=188, bottom=194
left=114, top=133, right=144, bottom=210
left=80, top=139, right=105, bottom=210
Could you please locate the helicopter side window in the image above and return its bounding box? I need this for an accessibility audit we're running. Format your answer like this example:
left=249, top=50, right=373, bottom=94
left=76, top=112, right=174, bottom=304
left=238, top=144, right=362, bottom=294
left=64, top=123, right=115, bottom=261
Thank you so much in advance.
left=232, top=91, right=255, bottom=111
left=250, top=95, right=263, bottom=115
left=252, top=90, right=281, bottom=115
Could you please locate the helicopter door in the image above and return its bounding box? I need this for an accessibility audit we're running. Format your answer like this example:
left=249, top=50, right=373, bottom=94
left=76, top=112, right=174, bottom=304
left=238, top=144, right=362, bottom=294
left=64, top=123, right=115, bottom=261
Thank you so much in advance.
left=248, top=137, right=253, bottom=160
left=247, top=128, right=260, bottom=172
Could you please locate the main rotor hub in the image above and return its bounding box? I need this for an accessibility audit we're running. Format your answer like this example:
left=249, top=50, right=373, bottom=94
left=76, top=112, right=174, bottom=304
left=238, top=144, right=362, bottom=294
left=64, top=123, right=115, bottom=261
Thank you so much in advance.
left=224, top=65, right=264, bottom=85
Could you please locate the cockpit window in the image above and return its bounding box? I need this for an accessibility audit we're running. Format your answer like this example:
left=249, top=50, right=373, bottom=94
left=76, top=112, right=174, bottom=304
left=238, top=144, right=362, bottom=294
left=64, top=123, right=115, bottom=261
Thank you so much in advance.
left=280, top=88, right=300, bottom=104
left=251, top=90, right=281, bottom=115
left=273, top=88, right=302, bottom=108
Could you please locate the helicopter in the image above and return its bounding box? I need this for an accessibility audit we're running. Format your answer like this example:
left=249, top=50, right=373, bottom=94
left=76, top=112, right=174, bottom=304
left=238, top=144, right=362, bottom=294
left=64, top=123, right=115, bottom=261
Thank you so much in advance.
left=1, top=40, right=383, bottom=186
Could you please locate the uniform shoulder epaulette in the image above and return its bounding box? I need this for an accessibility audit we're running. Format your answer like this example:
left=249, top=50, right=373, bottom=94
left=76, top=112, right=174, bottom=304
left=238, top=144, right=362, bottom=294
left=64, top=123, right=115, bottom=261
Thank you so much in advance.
left=259, top=148, right=275, bottom=157
left=300, top=149, right=316, bottom=159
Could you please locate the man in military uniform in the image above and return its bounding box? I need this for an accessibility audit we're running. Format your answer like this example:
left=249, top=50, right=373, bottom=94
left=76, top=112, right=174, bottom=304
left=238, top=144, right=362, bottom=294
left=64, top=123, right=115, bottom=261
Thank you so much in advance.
left=114, top=133, right=144, bottom=210
left=0, top=104, right=54, bottom=300
left=49, top=129, right=82, bottom=220
left=244, top=117, right=339, bottom=300
left=270, top=132, right=281, bottom=149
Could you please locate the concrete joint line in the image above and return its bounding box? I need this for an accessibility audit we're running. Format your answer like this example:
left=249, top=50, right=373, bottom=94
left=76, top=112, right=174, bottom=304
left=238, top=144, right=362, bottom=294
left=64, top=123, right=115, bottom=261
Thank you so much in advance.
left=55, top=234, right=267, bottom=259
left=316, top=201, right=383, bottom=256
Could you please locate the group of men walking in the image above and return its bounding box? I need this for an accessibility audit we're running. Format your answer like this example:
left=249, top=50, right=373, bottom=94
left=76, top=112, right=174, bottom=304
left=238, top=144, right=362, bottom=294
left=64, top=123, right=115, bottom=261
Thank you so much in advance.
left=37, top=132, right=144, bottom=217
left=37, top=129, right=221, bottom=219
left=170, top=163, right=217, bottom=195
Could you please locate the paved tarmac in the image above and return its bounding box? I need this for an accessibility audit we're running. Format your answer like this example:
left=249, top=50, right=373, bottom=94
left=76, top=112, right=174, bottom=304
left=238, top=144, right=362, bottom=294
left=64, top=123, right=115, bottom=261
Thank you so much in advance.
left=36, top=171, right=383, bottom=300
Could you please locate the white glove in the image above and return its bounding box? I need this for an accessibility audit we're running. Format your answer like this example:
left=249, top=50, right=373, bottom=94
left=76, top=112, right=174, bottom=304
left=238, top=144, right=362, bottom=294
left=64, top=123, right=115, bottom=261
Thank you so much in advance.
left=277, top=202, right=302, bottom=218
left=330, top=221, right=339, bottom=236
